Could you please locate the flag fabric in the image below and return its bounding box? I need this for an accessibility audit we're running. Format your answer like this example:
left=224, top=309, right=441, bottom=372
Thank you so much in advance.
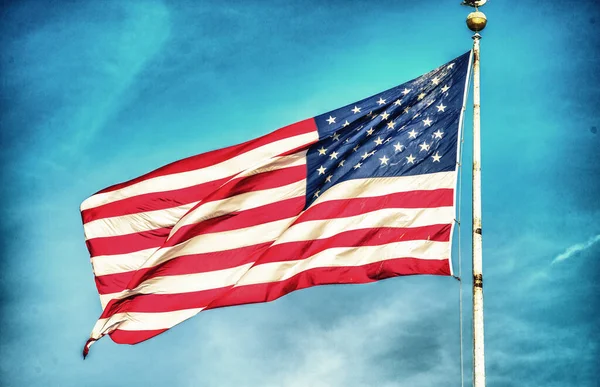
left=82, top=51, right=472, bottom=356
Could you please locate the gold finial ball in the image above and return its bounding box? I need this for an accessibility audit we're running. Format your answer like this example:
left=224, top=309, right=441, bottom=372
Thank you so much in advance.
left=466, top=11, right=487, bottom=32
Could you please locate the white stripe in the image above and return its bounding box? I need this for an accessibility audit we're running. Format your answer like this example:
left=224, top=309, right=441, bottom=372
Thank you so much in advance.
left=168, top=152, right=307, bottom=237
left=95, top=216, right=298, bottom=287
left=274, top=207, right=454, bottom=245
left=100, top=293, right=121, bottom=309
left=140, top=263, right=252, bottom=295
left=93, top=205, right=450, bottom=278
left=169, top=173, right=454, bottom=245
left=92, top=308, right=205, bottom=336
left=313, top=172, right=455, bottom=204
left=92, top=248, right=158, bottom=277
left=98, top=263, right=253, bottom=307
left=145, top=217, right=297, bottom=269
left=81, top=132, right=316, bottom=211
left=100, top=239, right=448, bottom=303
left=95, top=207, right=452, bottom=304
left=94, top=236, right=450, bottom=331
left=84, top=153, right=307, bottom=240
left=92, top=172, right=455, bottom=307
left=84, top=179, right=306, bottom=240
left=236, top=240, right=449, bottom=286
left=91, top=174, right=453, bottom=275
left=84, top=202, right=196, bottom=240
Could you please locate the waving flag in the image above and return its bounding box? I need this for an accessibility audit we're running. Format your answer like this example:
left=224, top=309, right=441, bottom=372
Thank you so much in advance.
left=82, top=51, right=472, bottom=357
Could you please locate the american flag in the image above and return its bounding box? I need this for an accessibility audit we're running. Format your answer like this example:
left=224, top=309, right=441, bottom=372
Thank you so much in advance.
left=82, top=51, right=472, bottom=357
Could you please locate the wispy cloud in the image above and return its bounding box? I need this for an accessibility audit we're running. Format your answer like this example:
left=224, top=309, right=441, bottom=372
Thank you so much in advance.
left=4, top=1, right=171, bottom=164
left=552, top=234, right=600, bottom=264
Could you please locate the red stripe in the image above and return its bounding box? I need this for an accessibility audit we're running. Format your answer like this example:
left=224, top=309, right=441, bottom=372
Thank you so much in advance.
left=95, top=243, right=272, bottom=296
left=102, top=287, right=229, bottom=318
left=90, top=189, right=449, bottom=298
left=97, top=224, right=450, bottom=317
left=86, top=228, right=170, bottom=257
left=207, top=257, right=451, bottom=309
left=91, top=197, right=305, bottom=297
left=83, top=164, right=307, bottom=225
left=298, top=189, right=454, bottom=224
left=163, top=189, right=451, bottom=253
left=93, top=197, right=305, bottom=295
left=254, top=223, right=451, bottom=265
left=82, top=177, right=230, bottom=224
left=164, top=196, right=305, bottom=248
left=86, top=186, right=451, bottom=258
left=86, top=167, right=306, bottom=256
left=94, top=223, right=448, bottom=296
left=109, top=329, right=168, bottom=345
left=103, top=258, right=450, bottom=345
left=95, top=119, right=316, bottom=195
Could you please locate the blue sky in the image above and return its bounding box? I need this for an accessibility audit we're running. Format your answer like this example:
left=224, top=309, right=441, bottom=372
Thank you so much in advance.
left=1, top=0, right=599, bottom=386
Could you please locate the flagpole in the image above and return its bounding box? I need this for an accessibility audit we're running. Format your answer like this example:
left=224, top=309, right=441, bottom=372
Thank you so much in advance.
left=464, top=3, right=487, bottom=387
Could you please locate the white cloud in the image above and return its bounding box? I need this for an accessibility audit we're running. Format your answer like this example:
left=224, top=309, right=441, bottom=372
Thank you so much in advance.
left=177, top=282, right=462, bottom=387
left=552, top=234, right=600, bottom=264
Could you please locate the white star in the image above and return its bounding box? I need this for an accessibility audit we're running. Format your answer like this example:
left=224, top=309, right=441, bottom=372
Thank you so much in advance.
left=387, top=121, right=396, bottom=129
left=332, top=132, right=341, bottom=141
left=384, top=137, right=392, bottom=143
left=326, top=116, right=336, bottom=124
left=317, top=165, right=326, bottom=175
left=353, top=145, right=359, bottom=152
left=432, top=152, right=442, bottom=162
left=423, top=117, right=433, bottom=127
left=406, top=154, right=416, bottom=164
left=338, top=160, right=345, bottom=167
left=342, top=120, right=350, bottom=127
left=432, top=77, right=440, bottom=85
left=437, top=103, right=446, bottom=112
left=325, top=175, right=333, bottom=183
left=361, top=151, right=370, bottom=160
left=366, top=128, right=375, bottom=136
left=393, top=99, right=402, bottom=106
left=353, top=162, right=362, bottom=169
left=381, top=111, right=390, bottom=120
left=329, top=151, right=339, bottom=160
left=318, top=147, right=327, bottom=155
left=314, top=190, right=320, bottom=197
left=394, top=142, right=403, bottom=152
left=413, top=113, right=421, bottom=119
left=417, top=92, right=426, bottom=100
left=402, top=88, right=411, bottom=95
left=447, top=63, right=455, bottom=69
left=408, top=129, right=418, bottom=139
left=377, top=97, right=386, bottom=105
left=403, top=106, right=410, bottom=114
left=374, top=136, right=384, bottom=145
left=441, top=85, right=449, bottom=93
left=433, top=130, right=444, bottom=139
left=351, top=106, right=361, bottom=114
left=379, top=155, right=389, bottom=165
left=419, top=142, right=430, bottom=152
left=345, top=138, right=350, bottom=143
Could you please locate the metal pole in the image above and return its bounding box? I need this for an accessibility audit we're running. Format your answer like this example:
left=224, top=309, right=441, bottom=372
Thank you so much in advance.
left=471, top=32, right=485, bottom=387
left=464, top=4, right=487, bottom=385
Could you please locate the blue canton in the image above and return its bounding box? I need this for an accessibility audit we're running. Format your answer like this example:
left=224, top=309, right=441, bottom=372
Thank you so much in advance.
left=305, top=51, right=471, bottom=207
